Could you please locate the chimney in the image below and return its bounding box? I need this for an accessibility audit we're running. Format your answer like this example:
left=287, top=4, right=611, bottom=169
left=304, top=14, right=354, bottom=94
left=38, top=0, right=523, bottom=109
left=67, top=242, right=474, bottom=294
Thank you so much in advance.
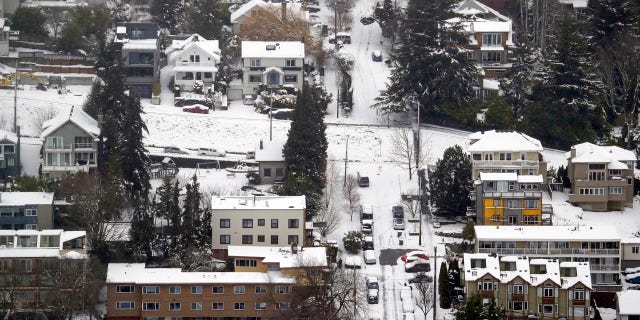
left=570, top=146, right=576, bottom=158
left=193, top=34, right=199, bottom=42
left=291, top=242, right=297, bottom=254
left=281, top=1, right=287, bottom=21
left=260, top=139, right=263, bottom=150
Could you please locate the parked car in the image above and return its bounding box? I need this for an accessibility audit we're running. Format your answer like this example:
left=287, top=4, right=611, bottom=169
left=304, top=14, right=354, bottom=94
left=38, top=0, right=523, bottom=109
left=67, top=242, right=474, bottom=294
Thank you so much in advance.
left=623, top=266, right=640, bottom=275
left=392, top=205, right=404, bottom=219
left=328, top=32, right=352, bottom=44
left=361, top=219, right=373, bottom=235
left=372, top=50, right=382, bottom=62
left=627, top=275, right=640, bottom=284
left=243, top=95, right=255, bottom=105
left=432, top=220, right=441, bottom=228
left=182, top=104, right=209, bottom=114
left=197, top=148, right=225, bottom=157
left=307, top=6, right=320, bottom=13
left=163, top=146, right=188, bottom=154
left=403, top=313, right=415, bottom=320
left=405, top=260, right=431, bottom=273
left=362, top=235, right=374, bottom=250
left=364, top=250, right=376, bottom=264
left=344, top=255, right=363, bottom=269
left=628, top=286, right=640, bottom=290
left=367, top=288, right=379, bottom=304
left=408, top=273, right=433, bottom=284
left=401, top=251, right=429, bottom=263
left=360, top=204, right=374, bottom=220
left=272, top=108, right=294, bottom=120
left=393, top=218, right=405, bottom=230
left=366, top=277, right=379, bottom=290
left=357, top=172, right=369, bottom=187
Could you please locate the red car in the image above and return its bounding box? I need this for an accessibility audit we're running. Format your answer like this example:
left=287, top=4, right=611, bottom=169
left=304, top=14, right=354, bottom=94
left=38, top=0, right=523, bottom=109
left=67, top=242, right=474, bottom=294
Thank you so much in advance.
left=401, top=251, right=429, bottom=263
left=182, top=104, right=209, bottom=114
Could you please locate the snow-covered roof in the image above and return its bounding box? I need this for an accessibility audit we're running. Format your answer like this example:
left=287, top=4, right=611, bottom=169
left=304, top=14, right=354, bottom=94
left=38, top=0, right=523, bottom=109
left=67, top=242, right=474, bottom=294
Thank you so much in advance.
left=528, top=258, right=561, bottom=287
left=621, top=238, right=640, bottom=244
left=448, top=18, right=512, bottom=33
left=479, top=172, right=517, bottom=181
left=122, top=39, right=158, bottom=51
left=227, top=245, right=327, bottom=268
left=569, top=142, right=635, bottom=164
left=241, top=41, right=305, bottom=59
left=558, top=0, right=588, bottom=8
left=230, top=0, right=308, bottom=24
left=255, top=140, right=285, bottom=162
left=0, top=229, right=86, bottom=258
left=617, top=291, right=640, bottom=315
left=463, top=253, right=500, bottom=282
left=498, top=256, right=530, bottom=284
left=41, top=106, right=100, bottom=139
left=474, top=225, right=621, bottom=241
left=0, top=129, right=17, bottom=143
left=106, top=263, right=296, bottom=284
left=211, top=195, right=306, bottom=210
left=517, top=175, right=543, bottom=183
left=173, top=65, right=218, bottom=73
left=482, top=78, right=500, bottom=91
left=453, top=0, right=511, bottom=22
left=468, top=130, right=543, bottom=152
left=167, top=37, right=221, bottom=65
left=0, top=192, right=53, bottom=206
left=560, top=261, right=592, bottom=290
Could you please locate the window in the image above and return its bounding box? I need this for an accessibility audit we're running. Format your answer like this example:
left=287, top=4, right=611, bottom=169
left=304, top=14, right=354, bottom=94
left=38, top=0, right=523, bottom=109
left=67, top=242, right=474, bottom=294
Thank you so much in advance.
left=524, top=200, right=538, bottom=209
left=212, top=302, right=224, bottom=310
left=191, top=286, right=203, bottom=294
left=191, top=302, right=202, bottom=310
left=482, top=51, right=501, bottom=63
left=46, top=137, right=63, bottom=149
left=499, top=153, right=512, bottom=160
left=235, top=259, right=257, bottom=267
left=507, top=216, right=517, bottom=225
left=256, top=302, right=267, bottom=310
left=271, top=235, right=279, bottom=244
left=543, top=287, right=554, bottom=297
left=609, top=169, right=621, bottom=176
left=242, top=219, right=253, bottom=228
left=284, top=75, right=297, bottom=83
left=255, top=286, right=267, bottom=294
left=588, top=163, right=606, bottom=170
left=257, top=235, right=265, bottom=242
left=482, top=33, right=502, bottom=46
left=131, top=28, right=144, bottom=39
left=276, top=302, right=289, bottom=310
left=242, top=235, right=253, bottom=244
left=258, top=219, right=265, bottom=226
left=74, top=136, right=92, bottom=148
left=288, top=219, right=300, bottom=228
left=493, top=199, right=500, bottom=207
left=271, top=219, right=279, bottom=228
left=116, top=285, right=135, bottom=293
left=276, top=168, right=284, bottom=177
left=234, top=285, right=246, bottom=294
left=142, top=286, right=159, bottom=294
left=610, top=187, right=623, bottom=194
left=481, top=281, right=494, bottom=291
left=249, top=75, right=262, bottom=83
left=285, top=59, right=296, bottom=67
left=579, top=188, right=605, bottom=195
left=234, top=302, right=245, bottom=310
left=574, top=307, right=585, bottom=317
left=276, top=286, right=290, bottom=294
left=116, top=301, right=135, bottom=310
left=264, top=168, right=272, bottom=177
left=250, top=58, right=261, bottom=67
left=288, top=235, right=299, bottom=244
left=212, top=286, right=224, bottom=294
left=25, top=209, right=37, bottom=216
left=169, top=286, right=181, bottom=294
left=170, top=302, right=181, bottom=310
left=540, top=304, right=554, bottom=313
left=190, top=55, right=200, bottom=63
left=506, top=200, right=519, bottom=209
left=142, top=302, right=159, bottom=311
left=512, top=301, right=527, bottom=311
left=574, top=290, right=585, bottom=300
left=0, top=260, right=11, bottom=272
left=512, top=285, right=524, bottom=294
left=588, top=171, right=605, bottom=181
left=220, top=219, right=230, bottom=228
left=2, top=145, right=14, bottom=153
left=220, top=235, right=230, bottom=244
left=633, top=246, right=639, bottom=254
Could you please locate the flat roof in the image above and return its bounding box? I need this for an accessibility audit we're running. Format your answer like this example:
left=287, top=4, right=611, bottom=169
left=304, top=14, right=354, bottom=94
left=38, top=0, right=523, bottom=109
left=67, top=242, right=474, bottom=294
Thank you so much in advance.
left=106, top=263, right=296, bottom=284
left=474, top=225, right=620, bottom=241
left=227, top=246, right=327, bottom=268
left=241, top=41, right=305, bottom=59
left=211, top=195, right=305, bottom=210
left=468, top=130, right=543, bottom=152
left=0, top=192, right=54, bottom=206
left=617, top=291, right=640, bottom=315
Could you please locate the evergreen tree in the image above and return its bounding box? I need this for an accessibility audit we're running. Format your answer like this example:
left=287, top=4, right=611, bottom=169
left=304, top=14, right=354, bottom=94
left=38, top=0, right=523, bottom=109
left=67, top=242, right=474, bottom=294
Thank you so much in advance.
left=377, top=0, right=478, bottom=118
left=183, top=0, right=229, bottom=40
left=439, top=261, right=451, bottom=308
left=456, top=293, right=483, bottom=320
left=429, top=145, right=472, bottom=217
left=499, top=39, right=538, bottom=118
left=481, top=298, right=506, bottom=320
left=483, top=95, right=516, bottom=130
left=448, top=259, right=461, bottom=291
left=10, top=7, right=48, bottom=37
left=153, top=177, right=181, bottom=257
left=181, top=175, right=204, bottom=252
left=118, top=91, right=151, bottom=201
left=374, top=0, right=397, bottom=38
left=588, top=0, right=638, bottom=50
left=130, top=201, right=155, bottom=258
left=150, top=0, right=184, bottom=33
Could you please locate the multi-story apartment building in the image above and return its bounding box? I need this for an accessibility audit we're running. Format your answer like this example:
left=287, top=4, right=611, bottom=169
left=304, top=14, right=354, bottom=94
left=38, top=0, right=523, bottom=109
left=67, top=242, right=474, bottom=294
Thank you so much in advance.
left=0, top=229, right=87, bottom=314
left=474, top=172, right=551, bottom=226
left=468, top=130, right=548, bottom=181
left=114, top=22, right=160, bottom=98
left=474, top=225, right=622, bottom=291
left=105, top=263, right=295, bottom=320
left=0, top=192, right=54, bottom=230
left=567, top=142, right=635, bottom=211
left=448, top=0, right=513, bottom=79
left=40, top=106, right=100, bottom=178
left=463, top=253, right=592, bottom=320
left=211, top=195, right=306, bottom=258
left=241, top=41, right=305, bottom=97
left=227, top=245, right=327, bottom=281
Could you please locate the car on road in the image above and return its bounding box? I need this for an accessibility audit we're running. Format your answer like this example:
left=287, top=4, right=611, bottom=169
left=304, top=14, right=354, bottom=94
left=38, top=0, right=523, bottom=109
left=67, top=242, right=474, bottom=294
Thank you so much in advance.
left=361, top=219, right=373, bottom=235
left=405, top=259, right=431, bottom=273
left=393, top=218, right=405, bottom=230
left=182, top=104, right=210, bottom=114
left=362, top=236, right=374, bottom=250
left=164, top=146, right=188, bottom=154
left=366, top=277, right=379, bottom=290
left=197, top=148, right=225, bottom=157
left=344, top=256, right=363, bottom=269
left=357, top=172, right=369, bottom=187
left=328, top=32, right=351, bottom=44
left=401, top=251, right=429, bottom=263
left=626, top=274, right=640, bottom=284
left=364, top=249, right=376, bottom=264
left=628, top=286, right=640, bottom=290
left=372, top=50, right=382, bottom=62
left=272, top=108, right=293, bottom=120
left=408, top=273, right=433, bottom=283
left=433, top=220, right=441, bottom=228
left=392, top=205, right=404, bottom=219
left=368, top=288, right=379, bottom=304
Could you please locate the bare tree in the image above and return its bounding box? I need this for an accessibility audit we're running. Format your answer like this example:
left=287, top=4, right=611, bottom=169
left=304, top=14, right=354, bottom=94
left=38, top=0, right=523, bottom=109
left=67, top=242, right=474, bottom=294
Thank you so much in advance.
left=315, top=204, right=341, bottom=237
left=414, top=281, right=434, bottom=319
left=343, top=174, right=360, bottom=221
left=323, top=161, right=341, bottom=209
left=401, top=194, right=420, bottom=221
left=32, top=106, right=58, bottom=135
left=390, top=127, right=428, bottom=180
left=44, top=8, right=69, bottom=41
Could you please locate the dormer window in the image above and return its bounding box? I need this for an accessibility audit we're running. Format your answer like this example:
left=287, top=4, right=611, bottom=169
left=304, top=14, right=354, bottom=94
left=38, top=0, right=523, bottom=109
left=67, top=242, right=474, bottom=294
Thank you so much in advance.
left=190, top=55, right=200, bottom=63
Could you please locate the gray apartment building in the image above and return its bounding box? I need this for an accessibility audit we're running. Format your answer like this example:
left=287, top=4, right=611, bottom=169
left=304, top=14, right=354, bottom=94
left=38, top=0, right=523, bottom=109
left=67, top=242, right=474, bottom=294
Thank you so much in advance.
left=0, top=192, right=54, bottom=230
left=114, top=22, right=160, bottom=98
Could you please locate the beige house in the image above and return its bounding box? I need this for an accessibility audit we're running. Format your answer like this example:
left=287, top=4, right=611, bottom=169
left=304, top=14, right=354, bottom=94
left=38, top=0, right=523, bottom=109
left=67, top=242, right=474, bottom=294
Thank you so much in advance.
left=40, top=106, right=100, bottom=179
left=463, top=253, right=592, bottom=320
left=255, top=139, right=286, bottom=184
left=211, top=195, right=306, bottom=258
left=474, top=225, right=622, bottom=291
left=621, top=238, right=640, bottom=270
left=230, top=0, right=308, bottom=35
left=468, top=130, right=548, bottom=182
left=241, top=41, right=305, bottom=97
left=567, top=142, right=635, bottom=211
left=0, top=192, right=54, bottom=230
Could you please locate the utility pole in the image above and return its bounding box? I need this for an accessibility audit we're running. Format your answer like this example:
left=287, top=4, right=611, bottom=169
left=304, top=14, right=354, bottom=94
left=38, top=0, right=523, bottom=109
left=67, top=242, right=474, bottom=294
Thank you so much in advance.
left=343, top=135, right=349, bottom=186
left=433, top=245, right=437, bottom=320
left=269, top=89, right=273, bottom=141
left=13, top=58, right=18, bottom=132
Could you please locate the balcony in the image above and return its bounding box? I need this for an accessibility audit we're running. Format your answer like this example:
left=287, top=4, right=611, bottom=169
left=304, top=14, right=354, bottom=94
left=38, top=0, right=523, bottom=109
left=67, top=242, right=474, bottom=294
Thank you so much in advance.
left=478, top=248, right=619, bottom=256
left=176, top=61, right=217, bottom=67
left=573, top=178, right=629, bottom=187
left=511, top=293, right=525, bottom=301
left=473, top=160, right=539, bottom=169
left=541, top=297, right=555, bottom=304
left=573, top=300, right=586, bottom=306
left=45, top=144, right=72, bottom=150
left=482, top=191, right=542, bottom=199
left=481, top=291, right=495, bottom=298
left=74, top=143, right=95, bottom=150
left=590, top=264, right=619, bottom=272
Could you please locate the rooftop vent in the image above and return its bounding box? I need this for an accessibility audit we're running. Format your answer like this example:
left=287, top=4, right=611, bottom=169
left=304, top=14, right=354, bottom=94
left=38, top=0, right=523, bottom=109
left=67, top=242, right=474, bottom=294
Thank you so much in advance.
left=266, top=44, right=277, bottom=50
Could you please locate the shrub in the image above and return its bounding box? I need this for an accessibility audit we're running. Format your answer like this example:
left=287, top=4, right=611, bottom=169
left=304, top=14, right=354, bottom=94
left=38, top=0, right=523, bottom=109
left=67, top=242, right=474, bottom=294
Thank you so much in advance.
left=342, top=231, right=364, bottom=254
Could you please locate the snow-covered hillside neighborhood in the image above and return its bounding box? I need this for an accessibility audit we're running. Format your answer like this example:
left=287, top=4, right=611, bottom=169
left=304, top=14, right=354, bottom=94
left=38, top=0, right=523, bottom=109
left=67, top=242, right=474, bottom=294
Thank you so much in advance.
left=0, top=0, right=639, bottom=320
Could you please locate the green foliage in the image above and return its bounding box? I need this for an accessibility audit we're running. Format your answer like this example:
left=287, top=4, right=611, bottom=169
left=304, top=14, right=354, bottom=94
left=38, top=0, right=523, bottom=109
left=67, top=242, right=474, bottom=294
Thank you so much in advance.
left=429, top=145, right=473, bottom=217
left=481, top=298, right=506, bottom=320
left=439, top=261, right=451, bottom=308
left=441, top=101, right=481, bottom=128
left=483, top=95, right=516, bottom=130
left=342, top=231, right=364, bottom=254
left=374, top=0, right=397, bottom=38
left=58, top=22, right=84, bottom=53
left=151, top=0, right=184, bottom=33
left=456, top=292, right=483, bottom=320
left=11, top=7, right=47, bottom=37
left=10, top=175, right=55, bottom=192
left=58, top=5, right=112, bottom=54
left=183, top=0, right=229, bottom=39
left=449, top=258, right=461, bottom=288
left=130, top=201, right=155, bottom=259
left=462, top=221, right=475, bottom=243
left=246, top=171, right=260, bottom=185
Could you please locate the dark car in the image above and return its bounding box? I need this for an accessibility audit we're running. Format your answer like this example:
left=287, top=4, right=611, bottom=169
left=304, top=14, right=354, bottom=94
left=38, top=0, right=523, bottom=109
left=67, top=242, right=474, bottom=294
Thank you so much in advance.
left=392, top=206, right=404, bottom=219
left=358, top=176, right=369, bottom=187
left=627, top=276, right=640, bottom=284
left=272, top=108, right=293, bottom=120
left=371, top=50, right=383, bottom=62
left=405, top=260, right=431, bottom=273
left=409, top=274, right=433, bottom=284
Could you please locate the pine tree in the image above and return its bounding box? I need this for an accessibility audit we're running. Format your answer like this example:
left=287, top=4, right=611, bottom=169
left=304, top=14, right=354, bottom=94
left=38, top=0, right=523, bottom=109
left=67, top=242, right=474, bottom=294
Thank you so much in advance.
left=118, top=91, right=151, bottom=201
left=150, top=0, right=184, bottom=33
left=429, top=145, right=472, bottom=217
left=183, top=0, right=229, bottom=40
left=481, top=298, right=506, bottom=320
left=377, top=0, right=478, bottom=117
left=588, top=0, right=638, bottom=50
left=438, top=261, right=451, bottom=308
left=499, top=39, right=538, bottom=118
left=483, top=95, right=516, bottom=130
left=130, top=201, right=155, bottom=258
left=456, top=293, right=483, bottom=320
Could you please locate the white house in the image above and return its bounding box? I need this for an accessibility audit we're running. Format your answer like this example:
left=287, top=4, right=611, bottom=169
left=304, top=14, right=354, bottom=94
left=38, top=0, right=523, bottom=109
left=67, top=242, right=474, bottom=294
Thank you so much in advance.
left=165, top=34, right=221, bottom=91
left=255, top=139, right=286, bottom=184
left=616, top=291, right=640, bottom=320
left=241, top=41, right=305, bottom=97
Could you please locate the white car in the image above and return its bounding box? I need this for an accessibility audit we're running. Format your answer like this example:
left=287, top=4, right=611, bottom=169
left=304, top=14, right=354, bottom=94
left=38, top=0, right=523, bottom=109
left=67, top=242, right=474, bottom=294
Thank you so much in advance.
left=197, top=148, right=225, bottom=157
left=363, top=250, right=376, bottom=264
left=344, top=255, right=363, bottom=269
left=393, top=218, right=405, bottom=230
left=433, top=220, right=441, bottom=228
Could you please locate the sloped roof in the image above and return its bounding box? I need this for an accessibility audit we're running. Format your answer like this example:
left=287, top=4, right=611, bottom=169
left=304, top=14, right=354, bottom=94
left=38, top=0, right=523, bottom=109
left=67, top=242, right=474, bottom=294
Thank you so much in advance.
left=529, top=258, right=561, bottom=287
left=569, top=142, right=635, bottom=163
left=166, top=34, right=221, bottom=64
left=463, top=253, right=500, bottom=282
left=479, top=172, right=517, bottom=181
left=241, top=41, right=305, bottom=59
left=0, top=129, right=17, bottom=143
left=0, top=192, right=54, bottom=206
left=228, top=246, right=327, bottom=268
left=468, top=130, right=543, bottom=152
left=255, top=140, right=285, bottom=162
left=560, top=261, right=592, bottom=290
left=499, top=256, right=531, bottom=284
left=40, top=106, right=100, bottom=139
left=231, top=0, right=308, bottom=24
left=454, top=0, right=510, bottom=22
